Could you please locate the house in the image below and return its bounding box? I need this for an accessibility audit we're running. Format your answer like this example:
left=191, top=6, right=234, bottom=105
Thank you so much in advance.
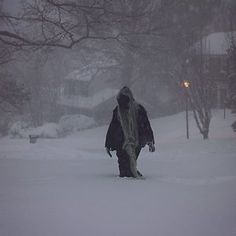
left=58, top=66, right=119, bottom=124
left=57, top=50, right=122, bottom=124
left=193, top=31, right=236, bottom=108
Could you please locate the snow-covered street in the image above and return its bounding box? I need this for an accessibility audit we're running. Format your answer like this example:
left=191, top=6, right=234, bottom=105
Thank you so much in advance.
left=0, top=110, right=236, bottom=236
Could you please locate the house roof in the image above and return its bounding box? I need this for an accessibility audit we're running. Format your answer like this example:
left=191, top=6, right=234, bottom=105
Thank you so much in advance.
left=65, top=53, right=118, bottom=82
left=65, top=68, right=98, bottom=82
left=194, top=31, right=236, bottom=55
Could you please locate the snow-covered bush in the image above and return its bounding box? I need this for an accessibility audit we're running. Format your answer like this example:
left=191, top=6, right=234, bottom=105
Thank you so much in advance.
left=9, top=122, right=59, bottom=139
left=30, top=123, right=59, bottom=138
left=9, top=121, right=30, bottom=138
left=9, top=115, right=96, bottom=139
left=58, top=114, right=96, bottom=135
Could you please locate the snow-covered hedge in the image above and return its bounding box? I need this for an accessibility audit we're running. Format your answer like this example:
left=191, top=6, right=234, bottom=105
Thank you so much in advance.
left=57, top=114, right=96, bottom=135
left=9, top=115, right=96, bottom=139
left=9, top=121, right=30, bottom=138
left=9, top=122, right=59, bottom=139
left=30, top=123, right=59, bottom=138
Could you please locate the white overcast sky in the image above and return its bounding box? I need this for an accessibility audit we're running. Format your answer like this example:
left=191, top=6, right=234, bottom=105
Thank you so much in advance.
left=3, top=0, right=22, bottom=13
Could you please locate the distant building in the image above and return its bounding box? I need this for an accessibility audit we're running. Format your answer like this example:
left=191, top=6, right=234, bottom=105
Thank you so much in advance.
left=192, top=31, right=236, bottom=108
left=58, top=67, right=119, bottom=124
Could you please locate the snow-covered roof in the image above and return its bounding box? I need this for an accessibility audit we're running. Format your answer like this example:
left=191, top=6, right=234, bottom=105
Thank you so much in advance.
left=65, top=53, right=118, bottom=81
left=58, top=88, right=119, bottom=109
left=194, top=31, right=236, bottom=55
left=92, top=52, right=118, bottom=68
left=65, top=68, right=98, bottom=82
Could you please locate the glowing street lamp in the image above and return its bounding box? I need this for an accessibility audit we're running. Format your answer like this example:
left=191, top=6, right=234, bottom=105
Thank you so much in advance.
left=183, top=80, right=190, bottom=139
left=183, top=80, right=190, bottom=88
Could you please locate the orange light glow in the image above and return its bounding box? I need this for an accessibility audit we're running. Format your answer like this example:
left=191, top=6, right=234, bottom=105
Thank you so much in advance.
left=183, top=80, right=190, bottom=88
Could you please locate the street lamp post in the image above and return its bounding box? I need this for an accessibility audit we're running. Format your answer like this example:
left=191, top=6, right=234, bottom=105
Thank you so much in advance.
left=183, top=80, right=190, bottom=139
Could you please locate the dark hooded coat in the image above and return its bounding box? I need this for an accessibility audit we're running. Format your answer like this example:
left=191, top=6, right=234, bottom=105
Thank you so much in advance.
left=105, top=90, right=155, bottom=152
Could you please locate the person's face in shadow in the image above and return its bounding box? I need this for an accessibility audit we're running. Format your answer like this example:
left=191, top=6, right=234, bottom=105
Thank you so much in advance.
left=118, top=94, right=130, bottom=109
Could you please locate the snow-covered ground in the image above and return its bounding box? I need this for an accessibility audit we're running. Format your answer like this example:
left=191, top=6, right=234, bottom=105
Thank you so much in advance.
left=0, top=110, right=236, bottom=236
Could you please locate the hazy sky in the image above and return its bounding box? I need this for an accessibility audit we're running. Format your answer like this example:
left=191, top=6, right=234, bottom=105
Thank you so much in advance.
left=3, top=0, right=22, bottom=13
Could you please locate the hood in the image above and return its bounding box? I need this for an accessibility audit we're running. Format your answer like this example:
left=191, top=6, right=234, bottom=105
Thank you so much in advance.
left=116, top=86, right=135, bottom=103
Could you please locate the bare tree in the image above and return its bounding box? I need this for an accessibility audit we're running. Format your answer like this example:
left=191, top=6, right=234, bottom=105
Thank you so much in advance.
left=0, top=0, right=225, bottom=128
left=0, top=0, right=155, bottom=49
left=188, top=76, right=212, bottom=139
left=163, top=0, right=222, bottom=139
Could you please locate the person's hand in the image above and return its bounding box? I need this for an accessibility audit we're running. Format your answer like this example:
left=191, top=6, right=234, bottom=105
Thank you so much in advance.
left=148, top=142, right=155, bottom=152
left=106, top=147, right=112, bottom=157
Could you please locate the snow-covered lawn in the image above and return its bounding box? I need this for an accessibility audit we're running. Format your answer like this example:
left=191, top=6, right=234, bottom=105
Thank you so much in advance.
left=0, top=110, right=236, bottom=236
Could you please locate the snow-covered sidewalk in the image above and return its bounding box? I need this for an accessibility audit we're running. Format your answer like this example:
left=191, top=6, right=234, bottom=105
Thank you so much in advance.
left=0, top=110, right=236, bottom=236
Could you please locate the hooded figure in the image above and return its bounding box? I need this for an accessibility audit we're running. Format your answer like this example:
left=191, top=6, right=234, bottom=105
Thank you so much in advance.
left=105, top=86, right=155, bottom=178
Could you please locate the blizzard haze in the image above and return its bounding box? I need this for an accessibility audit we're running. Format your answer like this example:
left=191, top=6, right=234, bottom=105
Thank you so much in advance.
left=1, top=1, right=236, bottom=235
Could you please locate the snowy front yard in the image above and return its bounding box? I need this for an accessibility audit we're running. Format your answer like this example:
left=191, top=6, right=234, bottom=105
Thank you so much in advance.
left=0, top=110, right=236, bottom=236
